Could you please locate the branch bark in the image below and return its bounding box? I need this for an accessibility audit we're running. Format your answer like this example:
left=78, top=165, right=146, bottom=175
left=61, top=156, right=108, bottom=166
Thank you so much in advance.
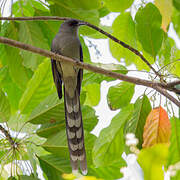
left=0, top=36, right=179, bottom=107
left=0, top=16, right=162, bottom=78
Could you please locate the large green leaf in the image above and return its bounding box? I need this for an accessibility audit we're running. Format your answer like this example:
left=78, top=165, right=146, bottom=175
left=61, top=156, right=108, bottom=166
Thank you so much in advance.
left=167, top=117, right=180, bottom=166
left=138, top=144, right=168, bottom=180
left=38, top=154, right=71, bottom=180
left=124, top=95, right=152, bottom=149
left=19, top=60, right=55, bottom=114
left=172, top=9, right=180, bottom=38
left=107, top=82, right=135, bottom=110
left=135, top=3, right=164, bottom=57
left=93, top=105, right=133, bottom=167
left=18, top=21, right=49, bottom=70
left=84, top=83, right=100, bottom=106
left=109, top=12, right=137, bottom=65
left=83, top=63, right=127, bottom=86
left=42, top=130, right=96, bottom=165
left=1, top=72, right=23, bottom=111
left=103, top=0, right=133, bottom=12
left=0, top=90, right=11, bottom=122
left=29, top=92, right=98, bottom=135
left=1, top=22, right=31, bottom=90
left=49, top=1, right=100, bottom=35
left=173, top=0, right=180, bottom=11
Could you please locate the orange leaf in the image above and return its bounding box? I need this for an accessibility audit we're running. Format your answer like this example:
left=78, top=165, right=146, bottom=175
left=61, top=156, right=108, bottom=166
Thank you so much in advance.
left=155, top=0, right=173, bottom=32
left=142, top=106, right=171, bottom=148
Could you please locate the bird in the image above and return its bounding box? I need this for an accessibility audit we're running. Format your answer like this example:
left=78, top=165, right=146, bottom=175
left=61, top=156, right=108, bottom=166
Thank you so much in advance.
left=51, top=19, right=87, bottom=175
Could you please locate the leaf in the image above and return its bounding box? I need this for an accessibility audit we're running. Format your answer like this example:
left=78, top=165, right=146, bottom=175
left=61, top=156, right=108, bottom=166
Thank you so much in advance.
left=107, top=82, right=135, bottom=110
left=42, top=130, right=96, bottom=165
left=167, top=117, right=180, bottom=166
left=135, top=3, right=164, bottom=57
left=18, top=175, right=40, bottom=180
left=109, top=12, right=137, bottom=65
left=93, top=105, right=133, bottom=167
left=138, top=144, right=168, bottom=180
left=2, top=22, right=31, bottom=89
left=29, top=93, right=98, bottom=134
left=173, top=0, right=180, bottom=11
left=103, top=0, right=133, bottom=12
left=18, top=21, right=49, bottom=70
left=38, top=154, right=71, bottom=180
left=142, top=106, right=171, bottom=148
left=84, top=83, right=100, bottom=106
left=19, top=60, right=55, bottom=114
left=1, top=72, right=23, bottom=111
left=89, top=162, right=126, bottom=180
left=172, top=9, right=180, bottom=37
left=155, top=0, right=173, bottom=32
left=83, top=64, right=127, bottom=86
left=124, top=95, right=152, bottom=149
left=0, top=90, right=11, bottom=122
left=49, top=2, right=100, bottom=35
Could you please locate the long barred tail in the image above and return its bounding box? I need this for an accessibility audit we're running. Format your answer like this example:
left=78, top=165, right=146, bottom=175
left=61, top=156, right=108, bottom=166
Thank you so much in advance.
left=64, top=88, right=87, bottom=175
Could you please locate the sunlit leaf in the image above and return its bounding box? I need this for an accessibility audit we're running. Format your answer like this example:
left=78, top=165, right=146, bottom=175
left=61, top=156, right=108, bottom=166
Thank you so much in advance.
left=167, top=117, right=180, bottom=167
left=107, top=82, right=135, bottom=110
left=19, top=60, right=55, bottom=114
left=135, top=3, right=163, bottom=57
left=143, top=106, right=171, bottom=148
left=138, top=144, right=169, bottom=180
left=0, top=90, right=11, bottom=122
left=84, top=83, right=100, bottom=106
left=109, top=12, right=137, bottom=65
left=18, top=21, right=49, bottom=70
left=155, top=0, right=173, bottom=32
left=93, top=105, right=133, bottom=167
left=103, top=0, right=133, bottom=12
left=124, top=95, right=151, bottom=149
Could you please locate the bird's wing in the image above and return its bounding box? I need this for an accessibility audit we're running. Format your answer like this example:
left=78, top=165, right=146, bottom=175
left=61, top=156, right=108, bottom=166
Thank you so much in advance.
left=77, top=44, right=83, bottom=95
left=51, top=48, right=62, bottom=99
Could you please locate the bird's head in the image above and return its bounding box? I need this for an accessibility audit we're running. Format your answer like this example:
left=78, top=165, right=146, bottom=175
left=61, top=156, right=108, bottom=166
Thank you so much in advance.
left=59, top=19, right=85, bottom=34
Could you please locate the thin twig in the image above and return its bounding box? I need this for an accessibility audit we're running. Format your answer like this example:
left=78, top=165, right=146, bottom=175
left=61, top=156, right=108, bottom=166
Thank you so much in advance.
left=0, top=36, right=179, bottom=107
left=0, top=16, right=162, bottom=78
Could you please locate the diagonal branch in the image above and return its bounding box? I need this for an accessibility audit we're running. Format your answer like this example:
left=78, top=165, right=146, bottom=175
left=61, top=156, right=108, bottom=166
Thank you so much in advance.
left=0, top=16, right=162, bottom=78
left=0, top=36, right=179, bottom=107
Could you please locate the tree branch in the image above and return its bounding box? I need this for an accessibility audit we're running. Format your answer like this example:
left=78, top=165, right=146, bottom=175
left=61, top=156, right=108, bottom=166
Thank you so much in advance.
left=0, top=16, right=162, bottom=78
left=0, top=36, right=179, bottom=107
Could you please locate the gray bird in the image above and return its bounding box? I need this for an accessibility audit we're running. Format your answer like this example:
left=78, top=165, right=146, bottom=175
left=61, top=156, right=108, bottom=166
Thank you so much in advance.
left=51, top=19, right=87, bottom=175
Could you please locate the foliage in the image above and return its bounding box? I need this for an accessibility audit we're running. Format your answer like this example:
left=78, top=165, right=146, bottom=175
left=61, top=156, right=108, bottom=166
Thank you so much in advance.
left=0, top=0, right=179, bottom=180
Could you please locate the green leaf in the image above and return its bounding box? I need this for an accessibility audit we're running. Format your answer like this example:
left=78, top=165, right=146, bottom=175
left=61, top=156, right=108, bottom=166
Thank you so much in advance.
left=135, top=3, right=164, bottom=57
left=0, top=90, right=11, bottom=122
left=173, top=0, right=180, bottom=11
left=2, top=22, right=31, bottom=89
left=93, top=105, right=133, bottom=167
left=49, top=2, right=100, bottom=35
left=19, top=60, right=55, bottom=114
left=84, top=83, right=100, bottom=106
left=29, top=92, right=98, bottom=134
left=172, top=9, right=180, bottom=38
left=109, top=12, right=137, bottom=65
left=18, top=175, right=40, bottom=180
left=0, top=67, right=8, bottom=84
left=18, top=22, right=49, bottom=70
left=107, top=82, right=135, bottom=110
left=1, top=72, right=23, bottom=111
left=42, top=130, right=96, bottom=165
left=167, top=117, right=180, bottom=166
left=138, top=144, right=168, bottom=180
left=38, top=154, right=71, bottom=180
left=124, top=95, right=152, bottom=149
left=89, top=161, right=126, bottom=180
left=103, top=0, right=133, bottom=12
left=83, top=63, right=127, bottom=86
